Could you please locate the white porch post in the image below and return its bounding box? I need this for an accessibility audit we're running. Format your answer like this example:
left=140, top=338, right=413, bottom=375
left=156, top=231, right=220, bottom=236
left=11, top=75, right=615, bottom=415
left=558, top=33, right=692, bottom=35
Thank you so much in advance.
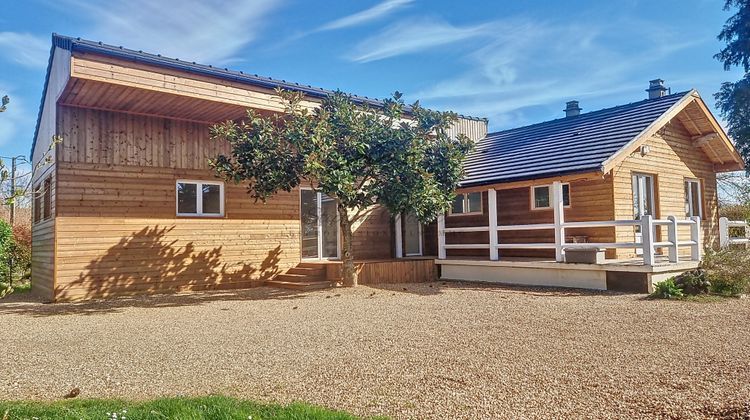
left=641, top=214, right=655, bottom=266
left=719, top=217, right=729, bottom=248
left=437, top=214, right=446, bottom=259
left=394, top=213, right=403, bottom=258
left=552, top=181, right=565, bottom=262
left=667, top=216, right=679, bottom=263
left=488, top=188, right=499, bottom=261
left=690, top=216, right=702, bottom=261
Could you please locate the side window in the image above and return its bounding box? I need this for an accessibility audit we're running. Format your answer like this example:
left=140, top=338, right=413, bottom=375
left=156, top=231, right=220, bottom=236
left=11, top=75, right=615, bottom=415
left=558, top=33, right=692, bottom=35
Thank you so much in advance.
left=176, top=180, right=225, bottom=217
left=33, top=183, right=42, bottom=224
left=685, top=179, right=702, bottom=218
left=531, top=184, right=570, bottom=210
left=43, top=177, right=51, bottom=220
left=450, top=192, right=482, bottom=215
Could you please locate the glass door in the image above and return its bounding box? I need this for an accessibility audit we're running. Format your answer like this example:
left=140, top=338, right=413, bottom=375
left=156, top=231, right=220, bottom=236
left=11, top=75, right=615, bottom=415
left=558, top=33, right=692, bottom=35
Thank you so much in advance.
left=632, top=173, right=655, bottom=254
left=300, top=189, right=340, bottom=260
left=403, top=211, right=423, bottom=256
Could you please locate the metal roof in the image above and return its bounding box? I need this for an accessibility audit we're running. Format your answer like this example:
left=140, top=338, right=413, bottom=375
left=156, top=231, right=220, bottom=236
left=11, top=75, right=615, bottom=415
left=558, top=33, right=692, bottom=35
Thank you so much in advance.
left=459, top=91, right=691, bottom=187
left=31, top=34, right=486, bottom=158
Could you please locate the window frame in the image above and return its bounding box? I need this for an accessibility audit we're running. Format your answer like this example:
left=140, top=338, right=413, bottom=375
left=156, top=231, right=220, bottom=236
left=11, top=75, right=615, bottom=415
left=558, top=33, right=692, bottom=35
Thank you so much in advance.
left=684, top=178, right=703, bottom=218
left=175, top=180, right=225, bottom=217
left=42, top=177, right=51, bottom=220
left=33, top=182, right=42, bottom=224
left=448, top=192, right=483, bottom=216
left=530, top=183, right=571, bottom=210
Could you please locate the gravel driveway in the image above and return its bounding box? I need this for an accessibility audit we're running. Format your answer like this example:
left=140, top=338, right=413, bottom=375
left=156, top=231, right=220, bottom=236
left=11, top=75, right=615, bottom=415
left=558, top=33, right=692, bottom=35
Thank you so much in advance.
left=1, top=282, right=749, bottom=419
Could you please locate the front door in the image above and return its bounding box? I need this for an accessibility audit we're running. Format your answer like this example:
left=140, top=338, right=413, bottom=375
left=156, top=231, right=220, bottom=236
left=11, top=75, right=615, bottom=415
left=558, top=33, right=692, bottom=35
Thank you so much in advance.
left=403, top=211, right=423, bottom=256
left=301, top=189, right=340, bottom=260
left=632, top=173, right=655, bottom=254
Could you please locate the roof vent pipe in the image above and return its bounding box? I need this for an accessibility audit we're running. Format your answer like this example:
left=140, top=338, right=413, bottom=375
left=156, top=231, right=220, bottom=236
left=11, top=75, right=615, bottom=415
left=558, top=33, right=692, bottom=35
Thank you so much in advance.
left=646, top=79, right=668, bottom=99
left=564, top=100, right=582, bottom=117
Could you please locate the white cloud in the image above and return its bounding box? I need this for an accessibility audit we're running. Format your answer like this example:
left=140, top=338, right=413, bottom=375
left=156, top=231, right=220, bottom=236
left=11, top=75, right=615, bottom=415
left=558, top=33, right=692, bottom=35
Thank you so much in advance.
left=61, top=0, right=282, bottom=65
left=0, top=32, right=49, bottom=68
left=409, top=18, right=700, bottom=129
left=319, top=0, right=413, bottom=31
left=349, top=18, right=494, bottom=63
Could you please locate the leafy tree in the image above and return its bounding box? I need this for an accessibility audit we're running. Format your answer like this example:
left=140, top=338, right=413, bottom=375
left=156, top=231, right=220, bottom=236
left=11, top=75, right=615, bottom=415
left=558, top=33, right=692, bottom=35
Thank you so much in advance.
left=210, top=89, right=472, bottom=286
left=0, top=95, right=8, bottom=113
left=715, top=0, right=750, bottom=171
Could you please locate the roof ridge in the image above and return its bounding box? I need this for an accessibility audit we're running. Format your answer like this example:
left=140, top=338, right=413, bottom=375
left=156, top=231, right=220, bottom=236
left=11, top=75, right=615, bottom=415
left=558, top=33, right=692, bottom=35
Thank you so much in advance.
left=484, top=90, right=692, bottom=137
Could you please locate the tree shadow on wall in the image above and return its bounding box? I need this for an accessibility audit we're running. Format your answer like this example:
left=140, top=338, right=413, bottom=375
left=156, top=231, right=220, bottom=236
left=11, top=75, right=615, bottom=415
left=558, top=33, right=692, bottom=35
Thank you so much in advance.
left=2, top=225, right=306, bottom=316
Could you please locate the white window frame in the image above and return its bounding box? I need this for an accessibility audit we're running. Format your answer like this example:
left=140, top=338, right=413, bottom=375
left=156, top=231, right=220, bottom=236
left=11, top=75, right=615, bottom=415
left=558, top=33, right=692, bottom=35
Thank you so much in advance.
left=449, top=192, right=483, bottom=216
left=685, top=179, right=703, bottom=218
left=531, top=183, right=571, bottom=210
left=403, top=211, right=424, bottom=257
left=176, top=180, right=225, bottom=217
left=300, top=187, right=341, bottom=260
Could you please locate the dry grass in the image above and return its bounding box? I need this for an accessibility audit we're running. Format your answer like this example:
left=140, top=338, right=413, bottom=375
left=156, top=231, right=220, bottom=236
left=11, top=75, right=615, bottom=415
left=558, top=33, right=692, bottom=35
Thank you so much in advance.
left=1, top=282, right=749, bottom=419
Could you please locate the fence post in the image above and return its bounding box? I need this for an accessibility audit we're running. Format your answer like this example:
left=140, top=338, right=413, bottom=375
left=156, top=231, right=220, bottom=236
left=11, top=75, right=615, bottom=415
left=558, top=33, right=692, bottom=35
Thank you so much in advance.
left=488, top=189, right=499, bottom=261
left=719, top=217, right=729, bottom=248
left=394, top=213, right=403, bottom=258
left=667, top=215, right=679, bottom=263
left=690, top=216, right=702, bottom=261
left=552, top=181, right=565, bottom=262
left=437, top=214, right=446, bottom=259
left=641, top=215, right=655, bottom=266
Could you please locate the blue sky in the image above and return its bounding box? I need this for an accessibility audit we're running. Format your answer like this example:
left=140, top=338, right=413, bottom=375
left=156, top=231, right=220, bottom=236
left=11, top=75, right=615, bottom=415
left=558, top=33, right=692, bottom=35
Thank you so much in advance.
left=0, top=0, right=743, bottom=160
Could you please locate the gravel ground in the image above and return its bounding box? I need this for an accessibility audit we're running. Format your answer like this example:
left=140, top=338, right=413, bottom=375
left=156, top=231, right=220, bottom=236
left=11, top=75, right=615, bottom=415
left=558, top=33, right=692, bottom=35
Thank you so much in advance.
left=1, top=282, right=749, bottom=419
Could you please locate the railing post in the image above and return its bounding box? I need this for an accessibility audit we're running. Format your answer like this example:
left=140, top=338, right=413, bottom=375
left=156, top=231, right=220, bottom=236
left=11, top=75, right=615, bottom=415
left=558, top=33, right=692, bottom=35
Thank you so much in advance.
left=488, top=189, right=499, bottom=261
left=690, top=216, right=702, bottom=261
left=667, top=215, right=679, bottom=263
left=437, top=214, right=446, bottom=259
left=641, top=215, right=655, bottom=266
left=552, top=181, right=565, bottom=262
left=394, top=213, right=403, bottom=258
left=719, top=217, right=729, bottom=248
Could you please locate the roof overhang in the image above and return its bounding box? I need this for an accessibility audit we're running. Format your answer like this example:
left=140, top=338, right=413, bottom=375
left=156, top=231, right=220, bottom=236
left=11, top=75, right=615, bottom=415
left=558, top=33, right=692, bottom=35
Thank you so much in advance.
left=600, top=90, right=744, bottom=174
left=457, top=169, right=604, bottom=192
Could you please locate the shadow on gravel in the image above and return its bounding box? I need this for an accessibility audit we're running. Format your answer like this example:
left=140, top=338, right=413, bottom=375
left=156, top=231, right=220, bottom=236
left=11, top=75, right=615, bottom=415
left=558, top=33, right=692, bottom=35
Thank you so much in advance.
left=0, top=286, right=308, bottom=318
left=368, top=280, right=624, bottom=298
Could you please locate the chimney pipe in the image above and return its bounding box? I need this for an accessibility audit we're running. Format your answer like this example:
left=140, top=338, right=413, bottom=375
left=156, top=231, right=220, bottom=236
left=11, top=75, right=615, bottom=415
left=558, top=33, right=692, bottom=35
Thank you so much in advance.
left=646, top=79, right=668, bottom=99
left=564, top=100, right=582, bottom=117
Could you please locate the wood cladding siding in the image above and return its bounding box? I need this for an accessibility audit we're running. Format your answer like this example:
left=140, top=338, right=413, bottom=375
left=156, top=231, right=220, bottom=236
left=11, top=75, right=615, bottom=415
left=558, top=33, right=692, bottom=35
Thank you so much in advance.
left=31, top=217, right=55, bottom=301
left=446, top=177, right=616, bottom=258
left=612, top=119, right=719, bottom=258
left=51, top=105, right=392, bottom=300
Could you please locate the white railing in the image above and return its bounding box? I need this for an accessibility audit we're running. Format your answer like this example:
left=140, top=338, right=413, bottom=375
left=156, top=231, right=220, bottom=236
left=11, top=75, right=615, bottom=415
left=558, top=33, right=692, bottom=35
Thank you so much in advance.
left=437, top=214, right=701, bottom=266
left=719, top=217, right=749, bottom=248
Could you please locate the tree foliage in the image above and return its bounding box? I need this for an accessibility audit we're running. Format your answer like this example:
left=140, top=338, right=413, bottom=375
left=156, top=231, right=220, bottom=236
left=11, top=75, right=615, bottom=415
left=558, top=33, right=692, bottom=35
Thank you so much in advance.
left=715, top=0, right=750, bottom=172
left=210, top=89, right=473, bottom=285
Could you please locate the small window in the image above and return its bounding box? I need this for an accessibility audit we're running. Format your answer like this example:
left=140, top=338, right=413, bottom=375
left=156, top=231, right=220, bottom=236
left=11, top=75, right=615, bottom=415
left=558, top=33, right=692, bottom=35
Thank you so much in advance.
left=685, top=179, right=702, bottom=218
left=176, top=180, right=224, bottom=217
left=450, top=192, right=482, bottom=215
left=532, top=184, right=570, bottom=209
left=33, top=183, right=42, bottom=224
left=42, top=177, right=51, bottom=220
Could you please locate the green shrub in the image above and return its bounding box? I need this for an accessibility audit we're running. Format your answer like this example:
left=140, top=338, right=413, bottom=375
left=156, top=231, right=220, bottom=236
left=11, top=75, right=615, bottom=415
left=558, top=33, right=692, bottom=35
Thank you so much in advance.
left=651, top=278, right=684, bottom=299
left=0, top=220, right=32, bottom=295
left=673, top=269, right=711, bottom=295
left=702, top=248, right=750, bottom=296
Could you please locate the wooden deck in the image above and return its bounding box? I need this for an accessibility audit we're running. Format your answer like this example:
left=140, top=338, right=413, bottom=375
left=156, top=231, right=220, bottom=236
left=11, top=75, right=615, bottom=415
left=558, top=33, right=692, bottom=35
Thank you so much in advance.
left=304, top=257, right=437, bottom=285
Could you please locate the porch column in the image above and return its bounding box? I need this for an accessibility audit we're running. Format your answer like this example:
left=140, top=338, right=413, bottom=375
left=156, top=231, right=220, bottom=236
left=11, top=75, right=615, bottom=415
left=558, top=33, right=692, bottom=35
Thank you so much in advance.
left=438, top=214, right=446, bottom=259
left=552, top=181, right=565, bottom=262
left=690, top=216, right=702, bottom=261
left=488, top=188, right=499, bottom=261
left=394, top=213, right=403, bottom=258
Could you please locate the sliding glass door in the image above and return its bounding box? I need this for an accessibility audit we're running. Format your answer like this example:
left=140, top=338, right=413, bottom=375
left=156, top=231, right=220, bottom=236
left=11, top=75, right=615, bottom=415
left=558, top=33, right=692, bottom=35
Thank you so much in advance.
left=301, top=189, right=340, bottom=260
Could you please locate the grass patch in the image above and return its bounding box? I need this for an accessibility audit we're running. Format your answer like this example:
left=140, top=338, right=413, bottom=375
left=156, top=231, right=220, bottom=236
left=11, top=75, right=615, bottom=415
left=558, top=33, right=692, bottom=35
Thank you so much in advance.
left=0, top=395, right=369, bottom=420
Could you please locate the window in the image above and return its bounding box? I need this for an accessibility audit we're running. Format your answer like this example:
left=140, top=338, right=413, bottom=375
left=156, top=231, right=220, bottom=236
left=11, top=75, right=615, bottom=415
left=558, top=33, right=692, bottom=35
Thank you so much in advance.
left=33, top=183, right=42, bottom=224
left=450, top=192, right=482, bottom=215
left=632, top=174, right=655, bottom=219
left=42, top=177, right=51, bottom=220
left=176, top=180, right=224, bottom=217
left=531, top=184, right=570, bottom=210
left=685, top=179, right=702, bottom=218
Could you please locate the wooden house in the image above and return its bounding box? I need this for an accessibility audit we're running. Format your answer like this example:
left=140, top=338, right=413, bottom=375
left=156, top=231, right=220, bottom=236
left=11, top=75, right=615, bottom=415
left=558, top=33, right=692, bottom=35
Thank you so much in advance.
left=30, top=35, right=744, bottom=301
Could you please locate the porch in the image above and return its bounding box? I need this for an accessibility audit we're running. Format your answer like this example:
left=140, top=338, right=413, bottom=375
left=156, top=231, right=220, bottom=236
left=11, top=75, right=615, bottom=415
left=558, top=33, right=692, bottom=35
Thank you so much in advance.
left=432, top=181, right=703, bottom=292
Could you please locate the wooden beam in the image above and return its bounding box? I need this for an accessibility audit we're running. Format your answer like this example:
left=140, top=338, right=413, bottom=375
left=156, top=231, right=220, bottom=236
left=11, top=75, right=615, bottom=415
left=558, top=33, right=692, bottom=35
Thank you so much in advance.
left=692, top=133, right=720, bottom=147
left=714, top=162, right=745, bottom=172
left=678, top=110, right=704, bottom=136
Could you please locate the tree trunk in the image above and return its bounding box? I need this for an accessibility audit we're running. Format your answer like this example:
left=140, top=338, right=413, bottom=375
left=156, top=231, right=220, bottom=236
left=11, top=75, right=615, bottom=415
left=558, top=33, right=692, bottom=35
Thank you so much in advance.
left=337, top=204, right=358, bottom=287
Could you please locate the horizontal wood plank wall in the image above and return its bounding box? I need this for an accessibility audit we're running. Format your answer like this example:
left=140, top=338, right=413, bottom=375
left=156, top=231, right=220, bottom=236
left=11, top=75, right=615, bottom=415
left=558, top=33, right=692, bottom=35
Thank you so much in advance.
left=612, top=119, right=719, bottom=259
left=31, top=218, right=55, bottom=301
left=350, top=205, right=393, bottom=260
left=445, top=178, right=616, bottom=259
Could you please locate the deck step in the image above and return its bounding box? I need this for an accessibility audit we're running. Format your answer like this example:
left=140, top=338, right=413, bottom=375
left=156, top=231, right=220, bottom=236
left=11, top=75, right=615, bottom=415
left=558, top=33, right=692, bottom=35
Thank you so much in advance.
left=286, top=266, right=327, bottom=276
left=265, top=279, right=333, bottom=291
